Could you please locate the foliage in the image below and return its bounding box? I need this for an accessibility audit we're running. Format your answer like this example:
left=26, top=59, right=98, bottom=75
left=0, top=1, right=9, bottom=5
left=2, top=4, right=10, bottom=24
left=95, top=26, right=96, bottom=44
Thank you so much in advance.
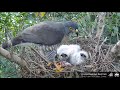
left=104, top=12, right=120, bottom=44
left=0, top=56, right=21, bottom=78
left=0, top=12, right=120, bottom=78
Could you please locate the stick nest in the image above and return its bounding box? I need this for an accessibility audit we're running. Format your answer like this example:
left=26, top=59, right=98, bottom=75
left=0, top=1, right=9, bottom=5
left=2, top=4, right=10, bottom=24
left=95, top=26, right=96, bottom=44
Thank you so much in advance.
left=15, top=36, right=120, bottom=78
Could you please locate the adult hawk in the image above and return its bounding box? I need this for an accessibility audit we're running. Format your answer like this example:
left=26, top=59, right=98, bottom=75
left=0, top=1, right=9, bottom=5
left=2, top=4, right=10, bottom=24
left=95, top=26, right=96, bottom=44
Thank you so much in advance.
left=2, top=21, right=78, bottom=49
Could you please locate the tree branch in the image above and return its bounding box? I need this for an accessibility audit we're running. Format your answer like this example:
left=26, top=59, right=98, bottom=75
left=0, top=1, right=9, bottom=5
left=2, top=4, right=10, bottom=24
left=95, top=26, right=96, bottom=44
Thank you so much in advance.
left=0, top=46, right=30, bottom=72
left=95, top=12, right=106, bottom=40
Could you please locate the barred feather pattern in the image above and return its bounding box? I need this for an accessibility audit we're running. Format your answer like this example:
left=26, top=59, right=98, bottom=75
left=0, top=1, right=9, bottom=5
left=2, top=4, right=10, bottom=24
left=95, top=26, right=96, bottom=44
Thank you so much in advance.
left=40, top=42, right=70, bottom=61
left=39, top=44, right=60, bottom=61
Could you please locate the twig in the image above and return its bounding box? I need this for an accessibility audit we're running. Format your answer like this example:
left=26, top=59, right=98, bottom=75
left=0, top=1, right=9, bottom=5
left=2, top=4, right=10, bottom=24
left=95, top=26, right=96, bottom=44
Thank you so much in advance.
left=111, top=40, right=120, bottom=55
left=111, top=63, right=120, bottom=72
left=96, top=37, right=108, bottom=62
left=30, top=60, right=47, bottom=71
left=30, top=47, right=49, bottom=63
left=103, top=46, right=112, bottom=62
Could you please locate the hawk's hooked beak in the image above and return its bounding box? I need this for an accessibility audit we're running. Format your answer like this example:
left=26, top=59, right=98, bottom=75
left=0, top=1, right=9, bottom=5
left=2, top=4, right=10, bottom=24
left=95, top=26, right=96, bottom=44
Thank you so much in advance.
left=75, top=29, right=79, bottom=37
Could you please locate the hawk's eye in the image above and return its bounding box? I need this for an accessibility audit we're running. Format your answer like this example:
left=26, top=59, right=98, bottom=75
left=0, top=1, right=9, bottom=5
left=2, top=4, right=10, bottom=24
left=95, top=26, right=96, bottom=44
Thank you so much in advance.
left=69, top=27, right=73, bottom=30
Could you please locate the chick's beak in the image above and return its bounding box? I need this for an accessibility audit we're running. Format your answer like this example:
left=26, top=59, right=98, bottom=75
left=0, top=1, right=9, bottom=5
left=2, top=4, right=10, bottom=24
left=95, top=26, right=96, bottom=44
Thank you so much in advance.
left=55, top=54, right=59, bottom=60
left=75, top=29, right=79, bottom=37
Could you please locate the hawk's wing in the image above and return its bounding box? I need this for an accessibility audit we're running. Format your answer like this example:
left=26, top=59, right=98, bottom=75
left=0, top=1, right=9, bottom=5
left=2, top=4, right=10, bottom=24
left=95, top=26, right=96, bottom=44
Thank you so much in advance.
left=20, top=22, right=65, bottom=45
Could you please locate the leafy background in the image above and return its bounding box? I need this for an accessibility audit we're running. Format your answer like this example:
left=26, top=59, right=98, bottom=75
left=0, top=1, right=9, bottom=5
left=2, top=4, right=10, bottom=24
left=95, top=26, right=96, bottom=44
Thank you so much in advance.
left=0, top=12, right=120, bottom=78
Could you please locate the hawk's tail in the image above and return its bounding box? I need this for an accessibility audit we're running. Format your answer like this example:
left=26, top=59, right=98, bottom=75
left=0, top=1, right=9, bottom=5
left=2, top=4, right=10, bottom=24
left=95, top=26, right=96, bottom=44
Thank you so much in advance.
left=2, top=36, right=23, bottom=49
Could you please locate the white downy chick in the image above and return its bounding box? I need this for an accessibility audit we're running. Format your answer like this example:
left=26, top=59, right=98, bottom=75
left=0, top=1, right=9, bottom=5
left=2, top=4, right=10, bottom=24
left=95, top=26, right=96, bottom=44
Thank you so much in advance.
left=56, top=44, right=81, bottom=61
left=69, top=50, right=88, bottom=65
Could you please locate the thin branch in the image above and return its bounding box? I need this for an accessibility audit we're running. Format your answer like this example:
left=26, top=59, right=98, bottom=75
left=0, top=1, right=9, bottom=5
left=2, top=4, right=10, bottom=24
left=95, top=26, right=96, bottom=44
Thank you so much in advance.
left=111, top=63, right=120, bottom=72
left=111, top=40, right=120, bottom=55
left=95, top=12, right=106, bottom=52
left=30, top=47, right=49, bottom=63
left=95, top=12, right=106, bottom=40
